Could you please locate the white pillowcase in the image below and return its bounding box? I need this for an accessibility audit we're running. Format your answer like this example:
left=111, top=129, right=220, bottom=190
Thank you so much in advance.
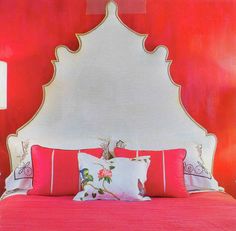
left=183, top=144, right=219, bottom=191
left=5, top=140, right=34, bottom=191
left=74, top=153, right=151, bottom=201
left=5, top=154, right=33, bottom=191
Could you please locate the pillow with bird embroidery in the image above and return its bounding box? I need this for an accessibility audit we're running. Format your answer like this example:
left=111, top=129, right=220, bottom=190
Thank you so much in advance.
left=73, top=153, right=151, bottom=201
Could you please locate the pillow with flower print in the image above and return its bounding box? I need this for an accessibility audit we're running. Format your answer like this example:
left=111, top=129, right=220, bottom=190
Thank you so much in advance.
left=73, top=153, right=151, bottom=201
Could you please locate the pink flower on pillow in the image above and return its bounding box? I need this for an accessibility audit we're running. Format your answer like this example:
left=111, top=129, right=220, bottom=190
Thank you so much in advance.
left=98, top=168, right=112, bottom=179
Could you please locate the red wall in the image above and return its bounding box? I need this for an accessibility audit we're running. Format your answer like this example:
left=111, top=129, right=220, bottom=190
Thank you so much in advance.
left=0, top=0, right=236, bottom=197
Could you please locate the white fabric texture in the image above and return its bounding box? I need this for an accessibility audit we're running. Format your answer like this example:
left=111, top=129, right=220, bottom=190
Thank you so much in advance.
left=74, top=153, right=150, bottom=201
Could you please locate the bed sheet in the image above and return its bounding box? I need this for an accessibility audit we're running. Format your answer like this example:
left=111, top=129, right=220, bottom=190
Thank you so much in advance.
left=0, top=192, right=236, bottom=231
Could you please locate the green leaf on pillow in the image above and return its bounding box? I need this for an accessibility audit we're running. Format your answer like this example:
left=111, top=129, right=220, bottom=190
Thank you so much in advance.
left=98, top=188, right=104, bottom=194
left=109, top=166, right=115, bottom=170
left=104, top=177, right=111, bottom=184
left=84, top=192, right=88, bottom=197
left=87, top=175, right=94, bottom=182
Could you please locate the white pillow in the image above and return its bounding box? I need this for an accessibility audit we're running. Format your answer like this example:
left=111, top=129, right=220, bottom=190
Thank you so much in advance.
left=73, top=153, right=151, bottom=201
left=183, top=144, right=219, bottom=191
left=5, top=140, right=34, bottom=191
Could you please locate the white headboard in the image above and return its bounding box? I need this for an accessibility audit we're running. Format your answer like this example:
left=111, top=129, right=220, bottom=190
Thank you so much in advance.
left=7, top=1, right=216, bottom=172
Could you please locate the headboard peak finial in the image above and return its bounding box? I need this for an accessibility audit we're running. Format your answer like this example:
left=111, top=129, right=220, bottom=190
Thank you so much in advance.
left=106, top=1, right=118, bottom=16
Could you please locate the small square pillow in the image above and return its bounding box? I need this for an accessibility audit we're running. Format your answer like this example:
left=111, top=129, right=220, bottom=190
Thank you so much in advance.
left=28, top=145, right=103, bottom=196
left=73, top=153, right=151, bottom=201
left=114, top=147, right=189, bottom=198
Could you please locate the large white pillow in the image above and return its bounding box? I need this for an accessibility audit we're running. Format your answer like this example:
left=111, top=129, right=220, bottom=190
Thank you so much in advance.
left=74, top=153, right=151, bottom=201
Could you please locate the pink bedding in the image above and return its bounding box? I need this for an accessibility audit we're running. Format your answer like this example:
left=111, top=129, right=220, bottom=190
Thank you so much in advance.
left=0, top=192, right=236, bottom=231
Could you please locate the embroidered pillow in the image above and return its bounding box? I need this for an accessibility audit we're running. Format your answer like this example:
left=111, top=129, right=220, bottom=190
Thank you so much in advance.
left=73, top=153, right=151, bottom=201
left=5, top=140, right=36, bottom=191
left=183, top=144, right=219, bottom=192
left=114, top=147, right=189, bottom=198
left=28, top=145, right=103, bottom=196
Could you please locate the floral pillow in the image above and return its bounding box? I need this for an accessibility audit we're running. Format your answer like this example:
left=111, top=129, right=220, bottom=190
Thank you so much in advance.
left=73, top=153, right=151, bottom=201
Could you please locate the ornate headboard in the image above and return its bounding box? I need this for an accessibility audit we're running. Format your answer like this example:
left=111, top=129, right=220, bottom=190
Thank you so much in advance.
left=7, top=1, right=216, bottom=172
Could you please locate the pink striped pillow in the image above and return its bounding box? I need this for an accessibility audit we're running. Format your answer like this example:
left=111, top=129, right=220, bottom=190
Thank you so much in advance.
left=114, top=148, right=189, bottom=198
left=28, top=145, right=103, bottom=196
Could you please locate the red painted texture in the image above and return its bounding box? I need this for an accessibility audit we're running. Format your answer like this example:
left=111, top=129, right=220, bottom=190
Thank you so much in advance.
left=0, top=0, right=235, bottom=197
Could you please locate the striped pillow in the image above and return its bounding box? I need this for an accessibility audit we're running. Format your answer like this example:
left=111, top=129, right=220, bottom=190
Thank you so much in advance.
left=114, top=147, right=189, bottom=198
left=28, top=145, right=103, bottom=196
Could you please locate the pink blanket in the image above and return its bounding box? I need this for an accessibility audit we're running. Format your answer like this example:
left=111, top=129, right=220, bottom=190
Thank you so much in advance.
left=0, top=192, right=236, bottom=231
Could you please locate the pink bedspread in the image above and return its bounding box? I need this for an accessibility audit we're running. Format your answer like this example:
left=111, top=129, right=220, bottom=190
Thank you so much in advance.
left=0, top=192, right=236, bottom=231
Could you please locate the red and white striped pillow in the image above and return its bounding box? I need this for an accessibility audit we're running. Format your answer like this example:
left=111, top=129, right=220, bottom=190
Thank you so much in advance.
left=28, top=145, right=103, bottom=196
left=114, top=147, right=189, bottom=198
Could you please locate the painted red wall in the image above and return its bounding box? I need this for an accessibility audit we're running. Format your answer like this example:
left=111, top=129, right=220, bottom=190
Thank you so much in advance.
left=0, top=0, right=236, bottom=197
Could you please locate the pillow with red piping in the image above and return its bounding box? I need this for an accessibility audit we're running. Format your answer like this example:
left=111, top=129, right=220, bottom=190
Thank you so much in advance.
left=28, top=145, right=103, bottom=196
left=114, top=147, right=189, bottom=198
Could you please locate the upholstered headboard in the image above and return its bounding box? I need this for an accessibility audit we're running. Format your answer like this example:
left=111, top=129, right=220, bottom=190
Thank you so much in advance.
left=7, top=1, right=216, bottom=172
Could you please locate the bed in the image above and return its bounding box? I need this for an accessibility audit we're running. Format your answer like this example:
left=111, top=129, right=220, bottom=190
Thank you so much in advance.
left=1, top=1, right=236, bottom=230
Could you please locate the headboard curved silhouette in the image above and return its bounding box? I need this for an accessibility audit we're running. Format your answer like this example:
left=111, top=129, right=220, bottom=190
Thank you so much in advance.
left=7, top=1, right=216, bottom=173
